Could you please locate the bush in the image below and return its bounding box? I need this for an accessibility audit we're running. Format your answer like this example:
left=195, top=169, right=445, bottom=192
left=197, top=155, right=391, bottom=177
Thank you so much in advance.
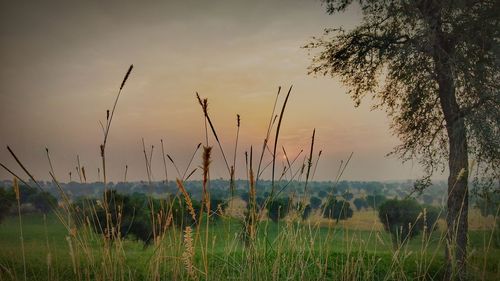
left=421, top=205, right=440, bottom=232
left=266, top=198, right=290, bottom=222
left=322, top=199, right=353, bottom=222
left=73, top=190, right=189, bottom=245
left=378, top=199, right=433, bottom=246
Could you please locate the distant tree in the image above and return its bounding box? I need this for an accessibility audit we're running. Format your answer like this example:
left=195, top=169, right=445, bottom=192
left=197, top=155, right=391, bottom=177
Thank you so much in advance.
left=209, top=198, right=228, bottom=220
left=266, top=198, right=290, bottom=222
left=73, top=190, right=184, bottom=245
left=302, top=205, right=313, bottom=220
left=421, top=205, right=441, bottom=233
left=322, top=199, right=353, bottom=222
left=240, top=193, right=250, bottom=204
left=342, top=191, right=353, bottom=201
left=28, top=192, right=57, bottom=214
left=353, top=198, right=368, bottom=211
left=307, top=1, right=499, bottom=278
left=170, top=197, right=201, bottom=227
left=255, top=197, right=265, bottom=209
left=17, top=185, right=37, bottom=203
left=474, top=192, right=500, bottom=217
left=310, top=196, right=322, bottom=209
left=317, top=190, right=328, bottom=198
left=422, top=194, right=434, bottom=205
left=0, top=188, right=14, bottom=224
left=366, top=195, right=387, bottom=210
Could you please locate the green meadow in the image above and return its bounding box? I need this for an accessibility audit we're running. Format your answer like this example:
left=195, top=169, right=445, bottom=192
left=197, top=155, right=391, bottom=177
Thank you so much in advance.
left=0, top=212, right=498, bottom=281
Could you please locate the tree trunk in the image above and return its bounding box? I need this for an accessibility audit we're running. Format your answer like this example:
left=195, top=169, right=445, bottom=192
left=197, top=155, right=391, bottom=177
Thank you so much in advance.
left=434, top=30, right=469, bottom=280
left=444, top=112, right=469, bottom=281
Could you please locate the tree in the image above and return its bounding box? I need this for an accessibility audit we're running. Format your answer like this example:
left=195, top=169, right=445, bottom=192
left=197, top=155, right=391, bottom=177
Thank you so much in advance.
left=378, top=199, right=423, bottom=246
left=322, top=199, right=353, bottom=222
left=209, top=198, right=228, bottom=221
left=28, top=191, right=57, bottom=214
left=302, top=204, right=313, bottom=220
left=0, top=188, right=14, bottom=224
left=379, top=199, right=440, bottom=246
left=266, top=198, right=290, bottom=222
left=422, top=194, right=434, bottom=205
left=310, top=196, right=322, bottom=209
left=317, top=190, right=328, bottom=198
left=73, top=190, right=185, bottom=245
left=306, top=2, right=499, bottom=278
left=353, top=197, right=368, bottom=211
left=342, top=191, right=353, bottom=201
left=474, top=191, right=500, bottom=217
left=366, top=194, right=386, bottom=210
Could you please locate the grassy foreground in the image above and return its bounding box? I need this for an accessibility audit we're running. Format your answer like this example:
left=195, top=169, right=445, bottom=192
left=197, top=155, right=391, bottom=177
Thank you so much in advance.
left=0, top=212, right=498, bottom=281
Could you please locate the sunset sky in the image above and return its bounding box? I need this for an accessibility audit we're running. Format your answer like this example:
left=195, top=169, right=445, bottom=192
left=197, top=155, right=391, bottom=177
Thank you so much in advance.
left=0, top=0, right=427, bottom=182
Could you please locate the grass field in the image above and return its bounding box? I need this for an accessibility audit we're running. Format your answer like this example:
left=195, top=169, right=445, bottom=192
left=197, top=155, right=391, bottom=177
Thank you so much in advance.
left=0, top=211, right=498, bottom=281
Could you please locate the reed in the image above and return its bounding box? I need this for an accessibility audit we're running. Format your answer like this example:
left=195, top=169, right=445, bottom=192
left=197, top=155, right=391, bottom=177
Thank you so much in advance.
left=176, top=178, right=197, bottom=222
left=271, top=85, right=293, bottom=195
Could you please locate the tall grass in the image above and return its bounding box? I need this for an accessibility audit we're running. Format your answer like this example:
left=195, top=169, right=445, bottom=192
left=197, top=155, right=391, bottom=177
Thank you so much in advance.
left=0, top=67, right=498, bottom=281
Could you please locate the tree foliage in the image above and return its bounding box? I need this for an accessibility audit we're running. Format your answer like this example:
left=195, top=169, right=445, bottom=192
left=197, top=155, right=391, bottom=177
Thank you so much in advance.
left=322, top=199, right=353, bottom=221
left=72, top=190, right=202, bottom=245
left=378, top=199, right=440, bottom=245
left=266, top=197, right=290, bottom=222
left=342, top=191, right=353, bottom=201
left=353, top=197, right=368, bottom=211
left=366, top=194, right=387, bottom=209
left=0, top=188, right=14, bottom=224
left=310, top=196, right=322, bottom=209
left=306, top=0, right=499, bottom=186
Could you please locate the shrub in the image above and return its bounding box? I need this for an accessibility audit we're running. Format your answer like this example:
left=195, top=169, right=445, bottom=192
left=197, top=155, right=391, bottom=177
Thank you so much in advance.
left=73, top=190, right=188, bottom=245
left=378, top=199, right=427, bottom=246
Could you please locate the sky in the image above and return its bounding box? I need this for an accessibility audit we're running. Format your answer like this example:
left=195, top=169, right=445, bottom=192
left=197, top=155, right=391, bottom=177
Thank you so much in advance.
left=0, top=0, right=427, bottom=183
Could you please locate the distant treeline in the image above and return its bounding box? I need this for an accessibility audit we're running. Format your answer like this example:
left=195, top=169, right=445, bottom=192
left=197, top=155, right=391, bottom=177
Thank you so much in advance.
left=0, top=179, right=448, bottom=202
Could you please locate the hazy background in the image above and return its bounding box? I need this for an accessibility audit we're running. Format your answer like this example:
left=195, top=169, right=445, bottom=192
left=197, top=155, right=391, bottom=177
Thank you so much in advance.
left=0, top=0, right=427, bottom=182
